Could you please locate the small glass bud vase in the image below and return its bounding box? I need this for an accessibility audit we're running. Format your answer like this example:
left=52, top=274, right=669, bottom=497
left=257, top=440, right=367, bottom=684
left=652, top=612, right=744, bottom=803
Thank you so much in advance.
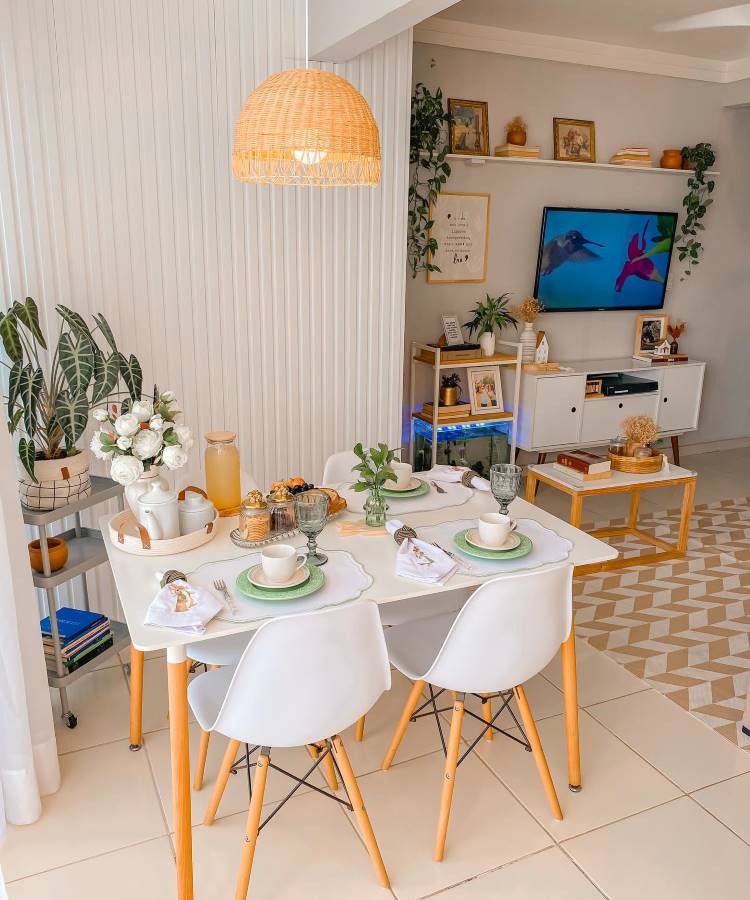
left=364, top=489, right=388, bottom=528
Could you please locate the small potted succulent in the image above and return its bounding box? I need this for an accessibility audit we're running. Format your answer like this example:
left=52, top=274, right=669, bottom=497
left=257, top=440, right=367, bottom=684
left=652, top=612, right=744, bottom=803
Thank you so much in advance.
left=439, top=373, right=462, bottom=407
left=351, top=442, right=397, bottom=527
left=464, top=293, right=518, bottom=357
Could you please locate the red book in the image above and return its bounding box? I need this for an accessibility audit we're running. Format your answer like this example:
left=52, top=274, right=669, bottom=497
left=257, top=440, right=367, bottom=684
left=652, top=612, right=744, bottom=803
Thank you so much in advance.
left=556, top=451, right=611, bottom=475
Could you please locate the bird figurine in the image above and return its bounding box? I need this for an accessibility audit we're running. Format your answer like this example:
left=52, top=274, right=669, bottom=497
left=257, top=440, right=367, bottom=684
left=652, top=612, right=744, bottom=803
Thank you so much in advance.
left=540, top=230, right=605, bottom=275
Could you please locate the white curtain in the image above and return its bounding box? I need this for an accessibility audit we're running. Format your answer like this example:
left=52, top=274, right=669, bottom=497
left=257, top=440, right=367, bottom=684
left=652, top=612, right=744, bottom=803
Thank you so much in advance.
left=0, top=422, right=60, bottom=848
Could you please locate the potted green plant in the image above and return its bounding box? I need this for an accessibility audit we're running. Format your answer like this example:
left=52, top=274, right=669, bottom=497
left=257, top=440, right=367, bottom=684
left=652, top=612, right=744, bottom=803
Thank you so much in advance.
left=464, top=293, right=518, bottom=357
left=1, top=298, right=142, bottom=510
left=678, top=142, right=716, bottom=279
left=439, top=373, right=462, bottom=407
left=351, top=442, right=397, bottom=527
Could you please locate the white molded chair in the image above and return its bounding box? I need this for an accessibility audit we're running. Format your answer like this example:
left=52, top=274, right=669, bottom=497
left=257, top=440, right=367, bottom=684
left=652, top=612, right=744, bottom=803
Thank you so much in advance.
left=381, top=563, right=572, bottom=861
left=321, top=449, right=359, bottom=486
left=188, top=601, right=392, bottom=898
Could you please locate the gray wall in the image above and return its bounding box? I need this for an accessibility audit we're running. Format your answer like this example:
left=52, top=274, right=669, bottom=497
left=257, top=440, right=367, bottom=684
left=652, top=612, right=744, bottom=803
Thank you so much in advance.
left=407, top=42, right=750, bottom=445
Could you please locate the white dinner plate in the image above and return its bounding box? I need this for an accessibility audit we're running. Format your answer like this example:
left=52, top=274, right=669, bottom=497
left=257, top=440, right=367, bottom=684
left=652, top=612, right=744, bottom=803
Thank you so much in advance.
left=247, top=564, right=310, bottom=590
left=464, top=529, right=521, bottom=552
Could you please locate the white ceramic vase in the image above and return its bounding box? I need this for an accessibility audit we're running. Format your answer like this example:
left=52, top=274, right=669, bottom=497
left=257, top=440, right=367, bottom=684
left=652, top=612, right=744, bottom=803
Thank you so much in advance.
left=17, top=449, right=92, bottom=511
left=124, top=467, right=167, bottom=516
left=519, top=321, right=537, bottom=362
left=479, top=331, right=496, bottom=357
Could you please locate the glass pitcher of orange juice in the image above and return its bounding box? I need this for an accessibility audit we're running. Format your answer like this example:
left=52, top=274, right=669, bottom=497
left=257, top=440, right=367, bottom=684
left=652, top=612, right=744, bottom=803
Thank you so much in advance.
left=204, top=431, right=241, bottom=515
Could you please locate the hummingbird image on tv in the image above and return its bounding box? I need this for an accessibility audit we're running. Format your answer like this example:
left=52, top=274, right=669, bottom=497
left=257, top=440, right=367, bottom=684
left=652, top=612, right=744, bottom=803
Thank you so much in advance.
left=540, top=230, right=605, bottom=275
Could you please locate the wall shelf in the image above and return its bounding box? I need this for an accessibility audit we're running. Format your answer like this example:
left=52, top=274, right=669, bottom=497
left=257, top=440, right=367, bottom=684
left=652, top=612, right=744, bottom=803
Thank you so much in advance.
left=448, top=154, right=720, bottom=177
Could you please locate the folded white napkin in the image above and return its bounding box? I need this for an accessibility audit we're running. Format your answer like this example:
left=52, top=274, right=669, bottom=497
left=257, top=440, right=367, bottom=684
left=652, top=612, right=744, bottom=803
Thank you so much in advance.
left=428, top=465, right=490, bottom=492
left=144, top=579, right=224, bottom=634
left=385, top=519, right=457, bottom=584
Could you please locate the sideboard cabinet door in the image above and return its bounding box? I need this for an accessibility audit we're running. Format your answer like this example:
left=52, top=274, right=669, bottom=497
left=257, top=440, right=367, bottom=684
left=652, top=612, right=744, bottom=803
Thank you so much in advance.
left=657, top=365, right=705, bottom=432
left=532, top=375, right=586, bottom=448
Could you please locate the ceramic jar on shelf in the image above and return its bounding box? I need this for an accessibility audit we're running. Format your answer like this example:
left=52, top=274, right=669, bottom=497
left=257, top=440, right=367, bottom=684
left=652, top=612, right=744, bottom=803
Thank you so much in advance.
left=519, top=322, right=537, bottom=362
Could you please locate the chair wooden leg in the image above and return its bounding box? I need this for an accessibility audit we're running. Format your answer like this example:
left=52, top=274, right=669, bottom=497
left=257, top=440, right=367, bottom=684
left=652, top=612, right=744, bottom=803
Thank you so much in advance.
left=306, top=742, right=338, bottom=790
left=331, top=735, right=390, bottom=889
left=193, top=729, right=211, bottom=791
left=234, top=749, right=269, bottom=900
left=382, top=679, right=425, bottom=770
left=482, top=695, right=493, bottom=741
left=128, top=645, right=144, bottom=751
left=434, top=695, right=464, bottom=862
left=355, top=715, right=366, bottom=742
left=514, top=685, right=563, bottom=821
left=671, top=434, right=680, bottom=467
left=203, top=738, right=241, bottom=825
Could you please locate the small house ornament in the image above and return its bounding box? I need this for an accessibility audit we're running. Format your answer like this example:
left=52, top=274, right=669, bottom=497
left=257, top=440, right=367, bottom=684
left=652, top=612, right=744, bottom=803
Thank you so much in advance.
left=653, top=339, right=671, bottom=357
left=535, top=332, right=549, bottom=364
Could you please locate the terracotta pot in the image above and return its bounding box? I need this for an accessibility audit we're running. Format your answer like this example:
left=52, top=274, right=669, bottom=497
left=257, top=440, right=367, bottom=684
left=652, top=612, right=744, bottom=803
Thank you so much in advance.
left=681, top=158, right=695, bottom=170
left=506, top=127, right=527, bottom=146
left=439, top=386, right=460, bottom=406
left=28, top=536, right=69, bottom=573
left=660, top=149, right=683, bottom=169
left=17, top=449, right=91, bottom=511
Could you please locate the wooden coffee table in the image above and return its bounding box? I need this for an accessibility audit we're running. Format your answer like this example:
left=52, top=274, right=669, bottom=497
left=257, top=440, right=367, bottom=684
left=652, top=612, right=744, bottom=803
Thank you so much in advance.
left=525, top=462, right=697, bottom=576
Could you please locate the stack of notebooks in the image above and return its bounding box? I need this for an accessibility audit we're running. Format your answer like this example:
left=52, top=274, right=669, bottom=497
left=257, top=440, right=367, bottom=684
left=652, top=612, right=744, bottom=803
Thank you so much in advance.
left=422, top=401, right=472, bottom=419
left=494, top=144, right=541, bottom=159
left=553, top=450, right=612, bottom=483
left=609, top=148, right=653, bottom=168
left=41, top=607, right=113, bottom=673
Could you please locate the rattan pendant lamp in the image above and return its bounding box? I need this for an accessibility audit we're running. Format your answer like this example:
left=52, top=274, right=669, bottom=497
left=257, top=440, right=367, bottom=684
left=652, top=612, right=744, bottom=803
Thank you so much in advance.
left=232, top=2, right=380, bottom=187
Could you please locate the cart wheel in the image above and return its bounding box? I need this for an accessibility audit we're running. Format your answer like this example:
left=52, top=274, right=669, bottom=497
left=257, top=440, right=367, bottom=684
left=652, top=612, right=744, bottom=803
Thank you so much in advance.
left=63, top=712, right=78, bottom=729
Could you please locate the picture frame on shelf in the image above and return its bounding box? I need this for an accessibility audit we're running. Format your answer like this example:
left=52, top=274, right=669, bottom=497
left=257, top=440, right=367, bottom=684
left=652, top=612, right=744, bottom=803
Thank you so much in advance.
left=553, top=117, right=596, bottom=162
left=467, top=365, right=504, bottom=415
left=448, top=99, right=489, bottom=156
left=633, top=314, right=669, bottom=358
left=427, top=192, right=490, bottom=284
left=441, top=315, right=465, bottom=345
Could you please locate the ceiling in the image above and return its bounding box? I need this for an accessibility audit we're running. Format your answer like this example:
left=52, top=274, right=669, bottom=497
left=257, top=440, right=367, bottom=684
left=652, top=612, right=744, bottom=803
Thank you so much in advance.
left=438, top=0, right=750, bottom=61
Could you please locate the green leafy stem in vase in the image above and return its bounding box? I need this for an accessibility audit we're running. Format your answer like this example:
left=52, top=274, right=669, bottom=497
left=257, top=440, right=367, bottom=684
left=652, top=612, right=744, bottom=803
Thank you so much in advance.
left=1, top=297, right=143, bottom=481
left=351, top=442, right=399, bottom=493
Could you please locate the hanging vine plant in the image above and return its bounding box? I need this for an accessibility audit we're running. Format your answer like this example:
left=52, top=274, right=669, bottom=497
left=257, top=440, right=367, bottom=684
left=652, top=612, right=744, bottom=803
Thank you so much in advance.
left=408, top=83, right=452, bottom=277
left=677, top=142, right=716, bottom=279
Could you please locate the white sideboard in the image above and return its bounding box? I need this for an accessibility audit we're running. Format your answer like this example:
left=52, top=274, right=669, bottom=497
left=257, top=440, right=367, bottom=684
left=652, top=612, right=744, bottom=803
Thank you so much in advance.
left=503, top=357, right=705, bottom=458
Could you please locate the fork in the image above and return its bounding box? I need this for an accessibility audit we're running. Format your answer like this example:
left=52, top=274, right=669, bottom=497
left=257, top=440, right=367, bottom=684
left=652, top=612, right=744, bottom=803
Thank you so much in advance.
left=213, top=578, right=237, bottom=616
left=430, top=542, right=480, bottom=576
left=430, top=480, right=447, bottom=494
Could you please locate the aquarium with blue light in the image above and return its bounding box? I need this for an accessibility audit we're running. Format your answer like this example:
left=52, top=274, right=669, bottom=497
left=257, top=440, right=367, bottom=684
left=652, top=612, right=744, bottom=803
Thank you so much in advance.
left=412, top=417, right=511, bottom=475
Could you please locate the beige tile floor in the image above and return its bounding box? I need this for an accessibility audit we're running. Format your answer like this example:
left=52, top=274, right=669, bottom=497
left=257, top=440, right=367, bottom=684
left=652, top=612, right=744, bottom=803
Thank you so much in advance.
left=4, top=445, right=750, bottom=899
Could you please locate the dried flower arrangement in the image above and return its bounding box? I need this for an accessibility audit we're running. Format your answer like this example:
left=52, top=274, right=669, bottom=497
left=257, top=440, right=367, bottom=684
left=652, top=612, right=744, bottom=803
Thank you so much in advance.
left=506, top=115, right=527, bottom=131
left=622, top=414, right=660, bottom=451
left=668, top=321, right=686, bottom=340
left=516, top=296, right=544, bottom=324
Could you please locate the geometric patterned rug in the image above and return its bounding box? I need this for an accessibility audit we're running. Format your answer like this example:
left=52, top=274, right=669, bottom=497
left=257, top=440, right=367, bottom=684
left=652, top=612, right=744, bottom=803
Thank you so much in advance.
left=573, top=497, right=750, bottom=750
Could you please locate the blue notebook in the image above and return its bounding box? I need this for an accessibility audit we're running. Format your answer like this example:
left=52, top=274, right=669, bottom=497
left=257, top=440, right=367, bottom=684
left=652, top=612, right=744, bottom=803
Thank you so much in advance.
left=40, top=607, right=107, bottom=641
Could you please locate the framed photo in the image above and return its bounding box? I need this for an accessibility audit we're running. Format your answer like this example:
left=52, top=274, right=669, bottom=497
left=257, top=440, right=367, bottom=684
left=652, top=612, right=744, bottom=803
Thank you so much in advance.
left=441, top=315, right=465, bottom=346
left=467, top=366, right=504, bottom=415
left=448, top=99, right=489, bottom=156
left=427, top=192, right=490, bottom=284
left=633, top=314, right=668, bottom=358
left=553, top=118, right=596, bottom=162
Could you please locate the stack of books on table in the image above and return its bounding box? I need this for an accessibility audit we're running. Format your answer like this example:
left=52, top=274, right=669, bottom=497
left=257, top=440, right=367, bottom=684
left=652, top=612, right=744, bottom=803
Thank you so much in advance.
left=553, top=450, right=612, bottom=483
left=41, top=607, right=113, bottom=673
left=422, top=401, right=472, bottom=419
left=609, top=148, right=653, bottom=167
left=494, top=144, right=541, bottom=159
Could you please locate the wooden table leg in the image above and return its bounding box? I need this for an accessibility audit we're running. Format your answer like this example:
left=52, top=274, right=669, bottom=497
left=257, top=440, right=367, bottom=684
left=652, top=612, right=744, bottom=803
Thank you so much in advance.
left=628, top=490, right=641, bottom=529
left=129, top=644, right=144, bottom=751
left=525, top=471, right=539, bottom=504
left=167, top=646, right=193, bottom=900
left=569, top=494, right=583, bottom=528
left=561, top=628, right=581, bottom=792
left=671, top=435, right=680, bottom=467
left=677, top=478, right=696, bottom=553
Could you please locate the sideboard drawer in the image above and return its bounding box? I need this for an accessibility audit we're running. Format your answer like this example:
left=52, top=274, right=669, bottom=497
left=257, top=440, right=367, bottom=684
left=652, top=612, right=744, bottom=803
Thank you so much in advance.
left=580, top=394, right=659, bottom=444
left=532, top=375, right=586, bottom=447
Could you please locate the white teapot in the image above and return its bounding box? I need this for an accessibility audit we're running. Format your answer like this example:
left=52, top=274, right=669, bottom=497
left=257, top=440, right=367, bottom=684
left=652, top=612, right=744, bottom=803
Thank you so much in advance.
left=137, top=480, right=180, bottom=541
left=178, top=487, right=216, bottom=535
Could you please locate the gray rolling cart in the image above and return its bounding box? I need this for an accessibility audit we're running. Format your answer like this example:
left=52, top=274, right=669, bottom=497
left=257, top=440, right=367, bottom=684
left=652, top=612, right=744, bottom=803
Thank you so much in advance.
left=23, top=476, right=130, bottom=728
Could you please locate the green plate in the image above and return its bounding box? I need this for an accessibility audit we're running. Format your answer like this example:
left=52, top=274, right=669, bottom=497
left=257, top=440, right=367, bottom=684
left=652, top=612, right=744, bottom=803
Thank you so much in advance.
left=453, top=529, right=533, bottom=561
left=381, top=479, right=430, bottom=499
left=236, top=564, right=324, bottom=601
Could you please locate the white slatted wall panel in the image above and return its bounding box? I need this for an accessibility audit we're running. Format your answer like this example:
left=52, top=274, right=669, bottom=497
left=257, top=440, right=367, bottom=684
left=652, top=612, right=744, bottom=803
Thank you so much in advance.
left=0, top=0, right=411, bottom=619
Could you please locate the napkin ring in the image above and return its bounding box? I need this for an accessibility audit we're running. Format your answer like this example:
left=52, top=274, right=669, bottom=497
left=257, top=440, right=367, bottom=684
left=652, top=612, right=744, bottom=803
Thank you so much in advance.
left=160, top=569, right=186, bottom=588
left=393, top=525, right=417, bottom=545
left=461, top=470, right=475, bottom=488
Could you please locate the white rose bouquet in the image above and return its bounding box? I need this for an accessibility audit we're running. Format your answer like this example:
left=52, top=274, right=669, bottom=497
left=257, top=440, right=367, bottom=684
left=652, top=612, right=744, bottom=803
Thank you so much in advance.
left=91, top=390, right=193, bottom=486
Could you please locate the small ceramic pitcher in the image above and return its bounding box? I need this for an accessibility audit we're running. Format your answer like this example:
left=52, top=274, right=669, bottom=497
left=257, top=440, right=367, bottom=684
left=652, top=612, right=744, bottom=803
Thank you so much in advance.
left=137, top=480, right=179, bottom=540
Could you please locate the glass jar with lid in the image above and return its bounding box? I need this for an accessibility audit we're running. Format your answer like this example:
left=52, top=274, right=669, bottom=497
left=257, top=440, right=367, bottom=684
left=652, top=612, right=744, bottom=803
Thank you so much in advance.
left=267, top=485, right=297, bottom=532
left=239, top=490, right=271, bottom=542
left=204, top=431, right=241, bottom=516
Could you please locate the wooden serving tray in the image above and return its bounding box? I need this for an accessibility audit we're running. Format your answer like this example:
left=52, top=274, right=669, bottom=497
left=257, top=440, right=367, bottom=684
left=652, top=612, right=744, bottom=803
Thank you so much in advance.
left=109, top=509, right=218, bottom=556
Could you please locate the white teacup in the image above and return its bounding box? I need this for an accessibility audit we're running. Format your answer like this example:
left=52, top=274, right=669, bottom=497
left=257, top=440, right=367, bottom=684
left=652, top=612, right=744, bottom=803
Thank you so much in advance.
left=390, top=461, right=413, bottom=489
left=478, top=513, right=517, bottom=548
left=261, top=544, right=307, bottom=584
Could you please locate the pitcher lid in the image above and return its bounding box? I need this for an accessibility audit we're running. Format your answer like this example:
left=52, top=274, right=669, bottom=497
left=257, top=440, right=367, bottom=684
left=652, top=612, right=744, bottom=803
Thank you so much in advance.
left=139, top=481, right=178, bottom=506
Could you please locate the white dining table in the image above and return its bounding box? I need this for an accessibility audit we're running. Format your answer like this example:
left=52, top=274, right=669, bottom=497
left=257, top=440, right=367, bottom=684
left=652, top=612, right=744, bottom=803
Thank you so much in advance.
left=100, top=489, right=616, bottom=900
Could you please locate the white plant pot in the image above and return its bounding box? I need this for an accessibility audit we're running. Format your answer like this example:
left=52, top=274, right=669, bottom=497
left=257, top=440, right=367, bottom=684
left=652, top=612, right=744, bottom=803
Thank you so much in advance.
left=479, top=332, right=496, bottom=357
left=124, top=467, right=167, bottom=516
left=18, top=449, right=92, bottom=511
left=519, top=321, right=537, bottom=362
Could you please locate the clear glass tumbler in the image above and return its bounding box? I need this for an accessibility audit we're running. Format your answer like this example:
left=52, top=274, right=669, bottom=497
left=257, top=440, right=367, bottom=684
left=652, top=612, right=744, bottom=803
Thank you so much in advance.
left=293, top=490, right=330, bottom=566
left=490, top=463, right=522, bottom=515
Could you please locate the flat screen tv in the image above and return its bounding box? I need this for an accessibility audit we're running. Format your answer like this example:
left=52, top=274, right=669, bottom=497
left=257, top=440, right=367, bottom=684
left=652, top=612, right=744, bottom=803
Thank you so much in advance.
left=533, top=207, right=678, bottom=312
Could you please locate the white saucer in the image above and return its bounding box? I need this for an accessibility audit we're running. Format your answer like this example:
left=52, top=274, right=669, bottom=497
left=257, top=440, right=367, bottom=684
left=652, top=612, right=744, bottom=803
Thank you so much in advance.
left=248, top=564, right=310, bottom=590
left=465, top=529, right=521, bottom=552
left=385, top=477, right=422, bottom=493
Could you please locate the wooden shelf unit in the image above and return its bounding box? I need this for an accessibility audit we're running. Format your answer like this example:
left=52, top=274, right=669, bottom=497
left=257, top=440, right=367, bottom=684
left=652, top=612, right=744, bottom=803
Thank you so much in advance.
left=448, top=153, right=721, bottom=177
left=413, top=349, right=516, bottom=368
left=412, top=409, right=514, bottom=428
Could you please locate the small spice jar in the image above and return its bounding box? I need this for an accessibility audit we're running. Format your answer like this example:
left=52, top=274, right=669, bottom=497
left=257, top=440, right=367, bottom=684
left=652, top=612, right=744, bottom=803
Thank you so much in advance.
left=267, top=485, right=297, bottom=533
left=609, top=435, right=627, bottom=456
left=239, top=490, right=271, bottom=542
